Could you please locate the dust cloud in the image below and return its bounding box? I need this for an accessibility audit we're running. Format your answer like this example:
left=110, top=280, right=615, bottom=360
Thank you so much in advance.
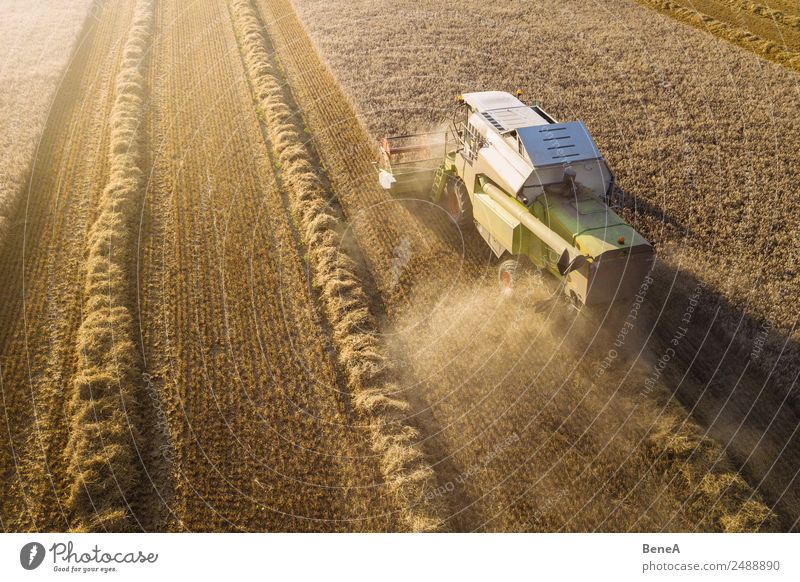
left=385, top=271, right=774, bottom=531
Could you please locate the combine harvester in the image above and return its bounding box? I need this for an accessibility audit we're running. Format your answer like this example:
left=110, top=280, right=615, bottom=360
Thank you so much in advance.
left=377, top=91, right=654, bottom=306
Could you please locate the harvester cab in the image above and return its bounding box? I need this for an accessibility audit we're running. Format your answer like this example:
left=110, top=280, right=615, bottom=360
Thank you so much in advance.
left=376, top=91, right=655, bottom=306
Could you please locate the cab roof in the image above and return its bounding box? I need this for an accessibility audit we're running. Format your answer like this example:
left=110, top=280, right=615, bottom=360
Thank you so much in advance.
left=517, top=122, right=603, bottom=167
left=462, top=91, right=551, bottom=133
left=462, top=91, right=525, bottom=111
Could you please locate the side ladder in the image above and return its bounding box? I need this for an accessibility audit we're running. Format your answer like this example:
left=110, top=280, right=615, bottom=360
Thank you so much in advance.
left=430, top=165, right=447, bottom=203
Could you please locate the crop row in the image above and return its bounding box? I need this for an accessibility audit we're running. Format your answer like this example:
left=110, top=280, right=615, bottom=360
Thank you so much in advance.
left=227, top=0, right=446, bottom=531
left=638, top=0, right=800, bottom=71
left=724, top=0, right=800, bottom=31
left=0, top=0, right=144, bottom=531
left=65, top=0, right=154, bottom=532
left=256, top=0, right=489, bottom=313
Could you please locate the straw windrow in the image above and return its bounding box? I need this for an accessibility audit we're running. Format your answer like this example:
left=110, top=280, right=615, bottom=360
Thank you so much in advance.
left=227, top=0, right=445, bottom=532
left=65, top=0, right=154, bottom=532
left=723, top=0, right=800, bottom=31
left=646, top=403, right=777, bottom=532
left=639, top=0, right=800, bottom=72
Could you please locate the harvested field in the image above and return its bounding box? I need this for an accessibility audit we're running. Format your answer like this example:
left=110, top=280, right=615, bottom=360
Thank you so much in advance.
left=1, top=0, right=400, bottom=532
left=635, top=0, right=800, bottom=69
left=0, top=0, right=142, bottom=531
left=226, top=0, right=442, bottom=531
left=66, top=0, right=155, bottom=532
left=0, top=0, right=796, bottom=533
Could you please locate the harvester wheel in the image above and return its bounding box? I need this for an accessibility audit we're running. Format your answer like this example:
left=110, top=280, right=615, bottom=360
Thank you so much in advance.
left=442, top=176, right=473, bottom=228
left=498, top=258, right=520, bottom=294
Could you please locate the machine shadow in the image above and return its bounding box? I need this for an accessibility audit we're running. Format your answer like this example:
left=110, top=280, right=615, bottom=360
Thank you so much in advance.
left=404, top=185, right=800, bottom=530
left=631, top=257, right=799, bottom=531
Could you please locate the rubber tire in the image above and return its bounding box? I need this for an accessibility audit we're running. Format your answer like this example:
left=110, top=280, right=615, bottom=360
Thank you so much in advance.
left=569, top=290, right=581, bottom=309
left=442, top=176, right=473, bottom=229
left=498, top=258, right=519, bottom=293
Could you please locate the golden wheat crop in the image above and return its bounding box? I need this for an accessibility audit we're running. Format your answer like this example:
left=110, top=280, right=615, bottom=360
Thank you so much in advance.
left=268, top=0, right=795, bottom=529
left=0, top=0, right=94, bottom=250
left=291, top=0, right=800, bottom=352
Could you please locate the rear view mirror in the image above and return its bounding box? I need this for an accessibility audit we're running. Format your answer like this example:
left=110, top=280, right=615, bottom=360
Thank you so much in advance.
left=557, top=251, right=588, bottom=276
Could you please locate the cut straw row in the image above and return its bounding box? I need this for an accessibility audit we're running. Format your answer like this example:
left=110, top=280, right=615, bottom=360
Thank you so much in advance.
left=725, top=0, right=800, bottom=32
left=641, top=0, right=800, bottom=72
left=228, top=0, right=446, bottom=532
left=65, top=0, right=154, bottom=532
left=647, top=403, right=777, bottom=532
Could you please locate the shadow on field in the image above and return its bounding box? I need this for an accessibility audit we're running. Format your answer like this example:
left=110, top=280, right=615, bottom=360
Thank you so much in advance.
left=383, top=204, right=798, bottom=530
left=641, top=259, right=800, bottom=531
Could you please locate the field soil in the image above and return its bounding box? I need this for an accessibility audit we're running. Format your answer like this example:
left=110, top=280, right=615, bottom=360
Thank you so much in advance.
left=0, top=0, right=140, bottom=531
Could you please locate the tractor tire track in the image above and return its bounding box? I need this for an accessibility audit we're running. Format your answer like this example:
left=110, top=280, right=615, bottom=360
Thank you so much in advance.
left=0, top=0, right=138, bottom=531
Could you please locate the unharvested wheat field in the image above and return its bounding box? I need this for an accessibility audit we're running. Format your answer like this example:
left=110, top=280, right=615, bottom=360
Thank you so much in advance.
left=0, top=0, right=796, bottom=532
left=0, top=0, right=95, bottom=252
